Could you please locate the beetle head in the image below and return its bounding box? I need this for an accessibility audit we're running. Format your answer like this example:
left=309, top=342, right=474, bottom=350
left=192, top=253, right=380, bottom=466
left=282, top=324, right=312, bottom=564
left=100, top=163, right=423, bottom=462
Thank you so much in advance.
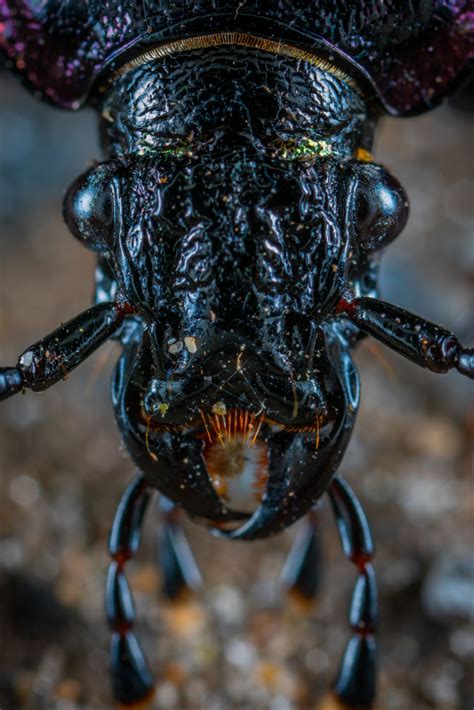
left=64, top=146, right=406, bottom=537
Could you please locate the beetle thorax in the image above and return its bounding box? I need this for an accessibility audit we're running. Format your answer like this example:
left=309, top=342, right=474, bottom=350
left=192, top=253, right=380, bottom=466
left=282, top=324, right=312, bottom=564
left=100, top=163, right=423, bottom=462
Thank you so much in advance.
left=100, top=45, right=370, bottom=159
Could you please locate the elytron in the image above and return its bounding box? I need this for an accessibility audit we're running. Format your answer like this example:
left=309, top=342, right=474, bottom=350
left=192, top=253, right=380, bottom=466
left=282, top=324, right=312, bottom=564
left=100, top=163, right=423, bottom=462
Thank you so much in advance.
left=0, top=2, right=473, bottom=708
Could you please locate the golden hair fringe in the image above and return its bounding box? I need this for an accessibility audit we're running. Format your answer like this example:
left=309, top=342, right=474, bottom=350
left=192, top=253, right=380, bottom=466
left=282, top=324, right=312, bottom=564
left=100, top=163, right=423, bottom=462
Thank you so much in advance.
left=114, top=32, right=360, bottom=94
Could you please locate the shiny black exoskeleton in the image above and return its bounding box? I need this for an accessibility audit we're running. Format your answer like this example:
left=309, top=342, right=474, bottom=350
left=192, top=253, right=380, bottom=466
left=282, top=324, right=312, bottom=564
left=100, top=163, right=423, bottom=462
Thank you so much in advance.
left=1, top=2, right=473, bottom=707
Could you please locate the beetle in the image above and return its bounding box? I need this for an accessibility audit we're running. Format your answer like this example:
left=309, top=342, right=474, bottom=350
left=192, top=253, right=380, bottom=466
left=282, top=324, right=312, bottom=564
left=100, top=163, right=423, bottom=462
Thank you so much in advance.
left=0, top=2, right=473, bottom=708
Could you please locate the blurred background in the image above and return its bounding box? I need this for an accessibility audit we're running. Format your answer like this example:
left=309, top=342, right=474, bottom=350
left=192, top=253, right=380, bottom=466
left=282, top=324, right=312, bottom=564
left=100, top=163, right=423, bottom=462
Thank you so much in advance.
left=0, top=67, right=473, bottom=710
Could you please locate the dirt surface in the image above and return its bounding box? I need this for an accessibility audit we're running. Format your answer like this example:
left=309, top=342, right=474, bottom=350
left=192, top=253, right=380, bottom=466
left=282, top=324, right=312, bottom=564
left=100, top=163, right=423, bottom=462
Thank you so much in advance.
left=0, top=70, right=473, bottom=710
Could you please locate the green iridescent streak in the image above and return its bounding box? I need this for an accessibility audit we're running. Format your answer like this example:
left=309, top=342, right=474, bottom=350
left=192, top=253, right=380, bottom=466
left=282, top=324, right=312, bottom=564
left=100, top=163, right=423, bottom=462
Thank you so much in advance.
left=136, top=139, right=191, bottom=158
left=275, top=138, right=334, bottom=161
left=136, top=137, right=336, bottom=161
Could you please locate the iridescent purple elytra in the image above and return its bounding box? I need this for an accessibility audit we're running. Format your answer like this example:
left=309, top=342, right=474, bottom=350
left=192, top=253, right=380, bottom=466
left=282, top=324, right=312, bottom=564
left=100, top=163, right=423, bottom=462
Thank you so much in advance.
left=1, top=1, right=473, bottom=113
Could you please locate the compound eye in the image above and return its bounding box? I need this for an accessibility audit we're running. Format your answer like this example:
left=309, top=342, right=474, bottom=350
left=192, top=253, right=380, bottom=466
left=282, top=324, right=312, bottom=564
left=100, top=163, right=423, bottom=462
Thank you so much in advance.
left=63, top=163, right=120, bottom=252
left=354, top=163, right=409, bottom=252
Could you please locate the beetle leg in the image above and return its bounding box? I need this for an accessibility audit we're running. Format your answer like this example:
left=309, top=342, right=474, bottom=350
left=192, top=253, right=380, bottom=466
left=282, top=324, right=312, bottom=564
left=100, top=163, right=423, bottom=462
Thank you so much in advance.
left=107, top=474, right=155, bottom=708
left=0, top=367, right=24, bottom=399
left=280, top=509, right=322, bottom=610
left=337, top=296, right=474, bottom=379
left=0, top=301, right=128, bottom=401
left=157, top=497, right=203, bottom=601
left=324, top=477, right=378, bottom=709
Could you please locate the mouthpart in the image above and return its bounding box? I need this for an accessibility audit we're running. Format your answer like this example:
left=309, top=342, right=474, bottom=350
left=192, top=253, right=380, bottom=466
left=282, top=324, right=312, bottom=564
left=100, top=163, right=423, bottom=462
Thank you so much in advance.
left=140, top=402, right=330, bottom=515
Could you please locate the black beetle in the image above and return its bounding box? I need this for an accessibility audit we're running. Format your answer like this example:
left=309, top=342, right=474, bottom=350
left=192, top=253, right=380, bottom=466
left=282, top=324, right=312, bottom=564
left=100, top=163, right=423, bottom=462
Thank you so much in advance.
left=0, top=2, right=473, bottom=707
